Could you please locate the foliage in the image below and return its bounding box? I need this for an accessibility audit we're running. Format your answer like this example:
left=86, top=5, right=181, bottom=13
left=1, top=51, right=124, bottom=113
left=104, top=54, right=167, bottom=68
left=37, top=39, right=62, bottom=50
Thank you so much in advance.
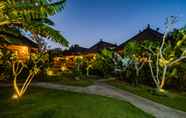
left=122, top=41, right=147, bottom=85
left=0, top=48, right=12, bottom=80
left=73, top=56, right=84, bottom=79
left=0, top=0, right=69, bottom=98
left=144, top=16, right=186, bottom=92
left=0, top=0, right=68, bottom=47
left=10, top=52, right=49, bottom=98
left=170, top=63, right=186, bottom=90
left=107, top=79, right=186, bottom=112
left=92, top=49, right=115, bottom=77
left=0, top=48, right=49, bottom=98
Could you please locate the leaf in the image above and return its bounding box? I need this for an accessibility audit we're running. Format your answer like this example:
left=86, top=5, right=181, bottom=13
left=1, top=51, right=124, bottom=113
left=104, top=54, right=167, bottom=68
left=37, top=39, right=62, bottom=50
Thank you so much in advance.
left=169, top=68, right=177, bottom=77
left=176, top=40, right=183, bottom=47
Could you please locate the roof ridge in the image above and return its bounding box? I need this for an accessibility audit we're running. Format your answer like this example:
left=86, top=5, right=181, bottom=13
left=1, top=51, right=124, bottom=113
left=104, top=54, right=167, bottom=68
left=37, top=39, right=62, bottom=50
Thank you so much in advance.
left=117, top=27, right=163, bottom=49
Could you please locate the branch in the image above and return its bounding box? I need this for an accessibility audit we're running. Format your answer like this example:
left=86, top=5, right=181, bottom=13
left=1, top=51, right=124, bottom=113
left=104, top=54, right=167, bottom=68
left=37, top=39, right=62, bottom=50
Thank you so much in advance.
left=160, top=32, right=167, bottom=58
left=134, top=62, right=138, bottom=71
left=168, top=56, right=186, bottom=67
left=17, top=66, right=24, bottom=76
left=148, top=60, right=159, bottom=88
left=141, top=45, right=155, bottom=55
left=20, top=73, right=33, bottom=96
left=156, top=52, right=160, bottom=84
left=12, top=61, right=16, bottom=75
left=138, top=62, right=145, bottom=70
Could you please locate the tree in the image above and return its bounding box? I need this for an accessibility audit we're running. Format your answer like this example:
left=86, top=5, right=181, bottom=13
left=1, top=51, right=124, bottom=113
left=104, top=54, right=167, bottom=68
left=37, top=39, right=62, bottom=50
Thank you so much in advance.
left=73, top=56, right=84, bottom=79
left=0, top=0, right=68, bottom=47
left=79, top=56, right=94, bottom=77
left=123, top=41, right=148, bottom=85
left=0, top=0, right=69, bottom=99
left=92, top=49, right=115, bottom=77
left=145, top=16, right=186, bottom=92
left=11, top=52, right=48, bottom=98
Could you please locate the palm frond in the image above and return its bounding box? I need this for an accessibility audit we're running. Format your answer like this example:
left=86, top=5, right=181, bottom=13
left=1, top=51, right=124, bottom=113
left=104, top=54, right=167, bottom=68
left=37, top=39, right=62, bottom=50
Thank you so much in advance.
left=0, top=0, right=68, bottom=48
left=7, top=0, right=66, bottom=20
left=23, top=23, right=68, bottom=47
left=33, top=18, right=55, bottom=26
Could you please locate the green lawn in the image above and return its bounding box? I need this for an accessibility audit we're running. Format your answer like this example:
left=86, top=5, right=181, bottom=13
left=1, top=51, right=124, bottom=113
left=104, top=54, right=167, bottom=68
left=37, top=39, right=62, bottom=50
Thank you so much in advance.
left=43, top=75, right=95, bottom=87
left=0, top=87, right=153, bottom=118
left=106, top=79, right=186, bottom=112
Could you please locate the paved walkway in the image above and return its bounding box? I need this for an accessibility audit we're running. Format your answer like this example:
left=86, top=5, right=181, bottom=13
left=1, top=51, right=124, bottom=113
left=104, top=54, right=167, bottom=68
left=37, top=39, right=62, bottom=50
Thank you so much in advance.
left=33, top=82, right=186, bottom=118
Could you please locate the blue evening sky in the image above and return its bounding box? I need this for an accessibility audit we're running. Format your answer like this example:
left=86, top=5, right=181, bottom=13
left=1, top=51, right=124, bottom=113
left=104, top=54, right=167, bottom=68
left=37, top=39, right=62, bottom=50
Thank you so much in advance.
left=50, top=0, right=186, bottom=48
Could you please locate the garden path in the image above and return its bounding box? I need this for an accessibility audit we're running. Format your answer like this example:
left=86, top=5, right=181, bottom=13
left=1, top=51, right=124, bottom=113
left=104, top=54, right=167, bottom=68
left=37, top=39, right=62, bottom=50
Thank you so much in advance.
left=33, top=81, right=186, bottom=118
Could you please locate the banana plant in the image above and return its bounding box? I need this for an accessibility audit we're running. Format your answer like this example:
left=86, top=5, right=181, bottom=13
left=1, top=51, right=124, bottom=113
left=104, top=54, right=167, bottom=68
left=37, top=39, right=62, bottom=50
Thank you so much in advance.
left=0, top=0, right=69, bottom=99
left=0, top=0, right=68, bottom=47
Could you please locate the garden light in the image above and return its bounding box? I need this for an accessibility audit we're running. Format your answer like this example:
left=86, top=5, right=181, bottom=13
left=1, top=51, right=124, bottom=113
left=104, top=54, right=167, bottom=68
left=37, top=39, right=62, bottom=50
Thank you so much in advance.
left=12, top=94, right=19, bottom=100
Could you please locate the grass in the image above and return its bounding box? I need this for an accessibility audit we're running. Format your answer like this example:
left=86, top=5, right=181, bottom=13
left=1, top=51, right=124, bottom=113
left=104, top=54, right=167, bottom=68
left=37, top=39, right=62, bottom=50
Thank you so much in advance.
left=0, top=73, right=96, bottom=87
left=106, top=79, right=186, bottom=112
left=0, top=87, right=153, bottom=118
left=43, top=74, right=95, bottom=87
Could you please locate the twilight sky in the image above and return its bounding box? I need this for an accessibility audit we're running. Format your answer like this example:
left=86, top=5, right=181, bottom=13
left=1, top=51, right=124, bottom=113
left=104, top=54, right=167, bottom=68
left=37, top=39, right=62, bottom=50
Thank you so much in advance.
left=50, top=0, right=186, bottom=48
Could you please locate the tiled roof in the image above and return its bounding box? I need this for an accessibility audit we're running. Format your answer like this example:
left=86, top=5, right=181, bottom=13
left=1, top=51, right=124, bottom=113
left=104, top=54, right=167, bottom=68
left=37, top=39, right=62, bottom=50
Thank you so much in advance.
left=117, top=27, right=163, bottom=50
left=0, top=32, right=38, bottom=48
left=63, top=45, right=88, bottom=56
left=87, top=40, right=117, bottom=53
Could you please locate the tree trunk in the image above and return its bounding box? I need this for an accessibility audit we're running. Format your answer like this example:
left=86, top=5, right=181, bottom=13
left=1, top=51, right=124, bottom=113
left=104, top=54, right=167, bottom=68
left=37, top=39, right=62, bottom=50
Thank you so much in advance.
left=13, top=75, right=20, bottom=97
left=160, top=66, right=167, bottom=89
left=135, top=69, right=139, bottom=86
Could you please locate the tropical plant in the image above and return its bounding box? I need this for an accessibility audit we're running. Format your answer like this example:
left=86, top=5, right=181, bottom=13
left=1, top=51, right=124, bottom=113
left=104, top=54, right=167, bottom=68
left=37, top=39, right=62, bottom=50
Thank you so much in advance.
left=73, top=56, right=84, bottom=79
left=0, top=0, right=68, bottom=47
left=0, top=48, right=12, bottom=80
left=11, top=52, right=48, bottom=99
left=82, top=57, right=95, bottom=77
left=145, top=16, right=186, bottom=92
left=123, top=41, right=148, bottom=85
left=92, top=49, right=115, bottom=77
left=0, top=0, right=69, bottom=99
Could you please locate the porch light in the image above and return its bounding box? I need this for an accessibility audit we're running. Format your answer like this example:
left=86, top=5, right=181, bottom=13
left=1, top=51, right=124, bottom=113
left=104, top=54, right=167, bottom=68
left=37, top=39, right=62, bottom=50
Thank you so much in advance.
left=61, top=66, right=66, bottom=71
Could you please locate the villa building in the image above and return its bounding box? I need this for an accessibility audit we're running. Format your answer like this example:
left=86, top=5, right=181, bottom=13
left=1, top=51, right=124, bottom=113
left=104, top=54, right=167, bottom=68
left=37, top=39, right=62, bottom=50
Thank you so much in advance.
left=85, top=40, right=117, bottom=60
left=116, top=25, right=163, bottom=54
left=51, top=40, right=117, bottom=70
left=51, top=45, right=88, bottom=70
left=0, top=34, right=38, bottom=61
left=50, top=25, right=164, bottom=71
